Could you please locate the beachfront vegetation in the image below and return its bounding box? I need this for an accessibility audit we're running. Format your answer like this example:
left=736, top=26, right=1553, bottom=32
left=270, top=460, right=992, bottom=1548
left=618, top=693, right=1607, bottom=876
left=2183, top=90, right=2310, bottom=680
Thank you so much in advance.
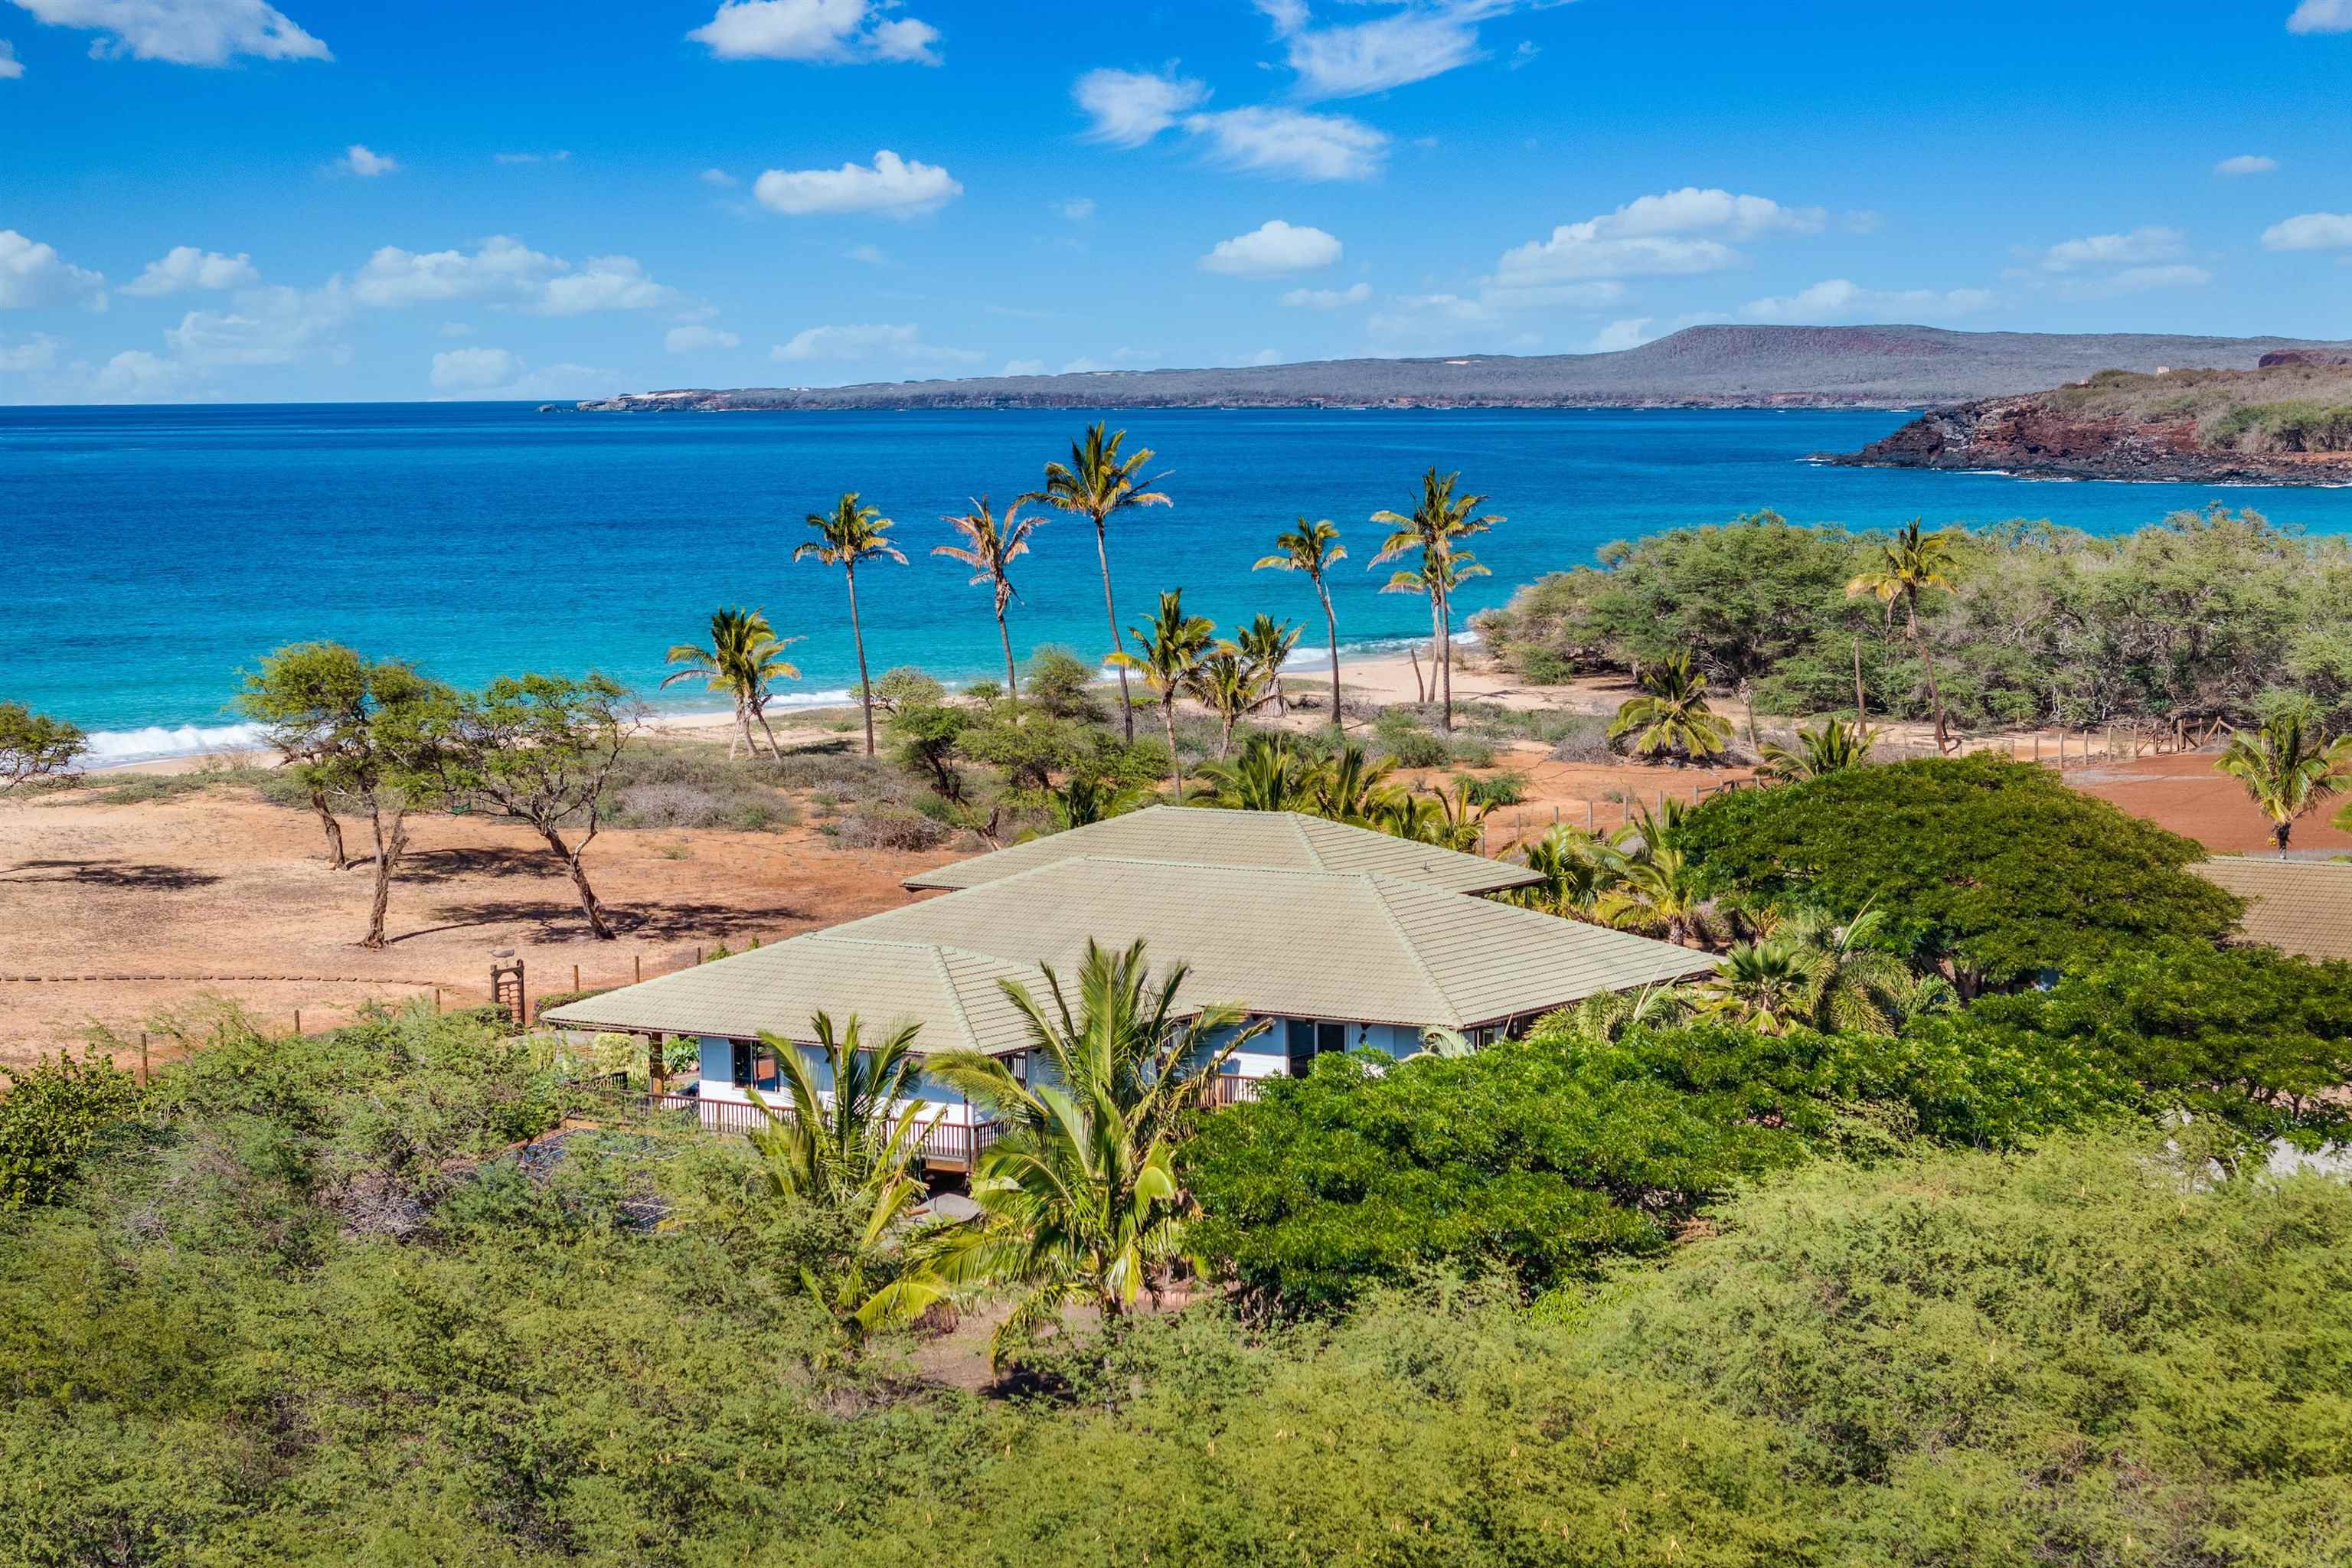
left=0, top=701, right=87, bottom=797
left=660, top=606, right=801, bottom=760
left=1026, top=421, right=1171, bottom=744
left=1478, top=503, right=2352, bottom=738
left=1370, top=466, right=1501, bottom=732
left=1253, top=516, right=1347, bottom=719
left=795, top=492, right=905, bottom=758
left=1608, top=648, right=1734, bottom=763
left=1107, top=589, right=1216, bottom=797
left=2214, top=707, right=2351, bottom=853
left=933, top=495, right=1039, bottom=699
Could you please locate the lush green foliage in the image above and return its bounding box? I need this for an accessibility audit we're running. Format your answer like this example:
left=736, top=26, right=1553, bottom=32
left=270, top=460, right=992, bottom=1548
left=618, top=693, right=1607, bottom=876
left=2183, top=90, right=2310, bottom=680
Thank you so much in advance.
left=0, top=1051, right=142, bottom=1209
left=1677, top=755, right=2239, bottom=991
left=0, top=700, right=88, bottom=795
left=1479, top=505, right=2352, bottom=732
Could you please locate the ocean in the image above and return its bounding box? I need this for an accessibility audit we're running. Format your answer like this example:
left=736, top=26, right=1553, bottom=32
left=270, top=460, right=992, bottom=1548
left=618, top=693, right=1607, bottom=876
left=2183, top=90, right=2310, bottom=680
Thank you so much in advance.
left=11, top=401, right=2352, bottom=763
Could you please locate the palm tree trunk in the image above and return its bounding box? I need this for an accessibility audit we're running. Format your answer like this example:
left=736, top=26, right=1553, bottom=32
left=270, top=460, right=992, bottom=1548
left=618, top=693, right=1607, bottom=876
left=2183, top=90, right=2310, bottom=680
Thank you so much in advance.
left=848, top=564, right=875, bottom=757
left=997, top=605, right=1018, bottom=701
left=730, top=694, right=750, bottom=761
left=1439, top=583, right=1454, bottom=731
left=1319, top=583, right=1342, bottom=730
left=1162, top=701, right=1183, bottom=798
left=1093, top=516, right=1134, bottom=743
left=751, top=697, right=782, bottom=759
left=310, top=789, right=350, bottom=869
left=1908, top=601, right=1951, bottom=753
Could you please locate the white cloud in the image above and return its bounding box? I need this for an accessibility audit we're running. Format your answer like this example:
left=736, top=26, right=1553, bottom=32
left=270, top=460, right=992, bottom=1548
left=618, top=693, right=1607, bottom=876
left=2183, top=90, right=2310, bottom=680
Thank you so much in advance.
left=752, top=149, right=961, bottom=216
left=688, top=0, right=940, bottom=64
left=665, top=324, right=740, bottom=352
left=0, top=332, right=59, bottom=371
left=120, top=246, right=259, bottom=296
left=1279, top=280, right=1371, bottom=308
left=495, top=149, right=570, bottom=165
left=1589, top=317, right=1653, bottom=351
left=1001, top=358, right=1047, bottom=376
left=1199, top=219, right=1341, bottom=276
left=1183, top=106, right=1388, bottom=181
left=430, top=346, right=518, bottom=390
left=2215, top=154, right=2278, bottom=176
left=1493, top=188, right=1824, bottom=287
left=1072, top=67, right=1209, bottom=147
left=0, top=229, right=106, bottom=310
left=1272, top=2, right=1491, bottom=98
left=1057, top=197, right=1096, bottom=222
left=2263, top=211, right=2352, bottom=251
left=92, top=349, right=186, bottom=399
left=1738, top=278, right=1995, bottom=324
left=2288, top=0, right=2352, bottom=34
left=2037, top=225, right=2184, bottom=271
left=772, top=322, right=980, bottom=363
left=0, top=40, right=21, bottom=77
left=165, top=280, right=348, bottom=365
left=351, top=236, right=671, bottom=315
left=11, top=0, right=329, bottom=66
left=699, top=167, right=738, bottom=187
left=341, top=143, right=397, bottom=177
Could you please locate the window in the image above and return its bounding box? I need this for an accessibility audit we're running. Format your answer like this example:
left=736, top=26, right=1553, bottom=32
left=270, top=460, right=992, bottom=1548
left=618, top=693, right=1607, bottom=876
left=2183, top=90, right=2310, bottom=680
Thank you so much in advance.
left=1285, top=1019, right=1350, bottom=1076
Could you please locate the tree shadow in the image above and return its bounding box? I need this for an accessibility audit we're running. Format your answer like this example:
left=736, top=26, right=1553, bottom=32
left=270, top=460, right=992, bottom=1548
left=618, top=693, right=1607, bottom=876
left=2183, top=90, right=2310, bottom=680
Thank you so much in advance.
left=394, top=897, right=815, bottom=945
left=396, top=846, right=558, bottom=884
left=1, top=858, right=224, bottom=892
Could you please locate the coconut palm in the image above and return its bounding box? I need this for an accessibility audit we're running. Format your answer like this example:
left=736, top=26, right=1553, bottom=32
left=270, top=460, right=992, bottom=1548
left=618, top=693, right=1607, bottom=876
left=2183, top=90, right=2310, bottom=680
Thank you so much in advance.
left=1510, top=823, right=1621, bottom=916
left=1232, top=613, right=1302, bottom=717
left=1609, top=652, right=1733, bottom=764
left=1193, top=731, right=1320, bottom=811
left=661, top=606, right=802, bottom=760
left=1189, top=645, right=1272, bottom=758
left=745, top=1013, right=940, bottom=1355
left=1775, top=905, right=1936, bottom=1034
left=1312, top=742, right=1400, bottom=826
left=1106, top=590, right=1214, bottom=797
left=1047, top=769, right=1146, bottom=830
left=1758, top=717, right=1880, bottom=782
left=1555, top=981, right=1695, bottom=1044
left=1847, top=519, right=1961, bottom=753
left=2215, top=710, right=2352, bottom=854
left=1254, top=518, right=1348, bottom=723
left=1593, top=844, right=1715, bottom=948
left=934, top=496, right=1040, bottom=699
left=794, top=493, right=905, bottom=756
left=1412, top=778, right=1493, bottom=852
left=1370, top=468, right=1504, bottom=732
left=891, top=939, right=1270, bottom=1367
left=1025, top=423, right=1171, bottom=743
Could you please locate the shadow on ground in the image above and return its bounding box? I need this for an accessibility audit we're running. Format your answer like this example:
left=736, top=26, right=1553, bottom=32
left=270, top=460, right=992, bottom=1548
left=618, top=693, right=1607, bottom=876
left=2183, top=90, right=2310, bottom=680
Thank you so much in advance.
left=2, top=859, right=225, bottom=892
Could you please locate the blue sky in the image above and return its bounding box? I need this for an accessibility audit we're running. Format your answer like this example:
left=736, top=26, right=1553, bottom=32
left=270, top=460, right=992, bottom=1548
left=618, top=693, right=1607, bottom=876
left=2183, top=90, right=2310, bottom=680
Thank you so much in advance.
left=3, top=0, right=2350, bottom=403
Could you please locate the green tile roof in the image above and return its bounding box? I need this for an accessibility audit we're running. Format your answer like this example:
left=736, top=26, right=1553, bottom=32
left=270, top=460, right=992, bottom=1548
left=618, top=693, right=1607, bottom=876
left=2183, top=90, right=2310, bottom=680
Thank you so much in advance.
left=2194, top=858, right=2352, bottom=963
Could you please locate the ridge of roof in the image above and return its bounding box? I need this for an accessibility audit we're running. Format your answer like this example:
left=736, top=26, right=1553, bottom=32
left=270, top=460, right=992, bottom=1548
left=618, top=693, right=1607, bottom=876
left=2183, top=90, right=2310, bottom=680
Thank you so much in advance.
left=1360, top=877, right=1466, bottom=1030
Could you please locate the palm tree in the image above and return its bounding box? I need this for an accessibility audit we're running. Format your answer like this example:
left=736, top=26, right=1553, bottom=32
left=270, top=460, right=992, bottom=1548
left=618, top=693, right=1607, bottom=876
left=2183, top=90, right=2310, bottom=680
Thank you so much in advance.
left=1377, top=547, right=1491, bottom=723
left=1758, top=717, right=1880, bottom=782
left=2214, top=710, right=2352, bottom=854
left=1106, top=590, right=1214, bottom=797
left=1556, top=981, right=1694, bottom=1044
left=897, top=940, right=1270, bottom=1367
left=1847, top=520, right=1960, bottom=753
left=794, top=492, right=905, bottom=756
left=1696, top=940, right=1815, bottom=1035
left=1370, top=469, right=1503, bottom=732
left=1609, top=652, right=1733, bottom=764
left=1593, top=844, right=1715, bottom=948
left=1193, top=731, right=1320, bottom=811
left=1047, top=769, right=1145, bottom=829
left=1509, top=823, right=1621, bottom=917
left=1025, top=423, right=1171, bottom=743
left=661, top=606, right=802, bottom=760
left=1232, top=614, right=1302, bottom=717
left=1312, top=742, right=1400, bottom=826
left=1189, top=645, right=1272, bottom=758
left=1254, top=518, right=1348, bottom=724
left=1775, top=906, right=1932, bottom=1034
left=745, top=1013, right=941, bottom=1355
left=935, top=496, right=1040, bottom=699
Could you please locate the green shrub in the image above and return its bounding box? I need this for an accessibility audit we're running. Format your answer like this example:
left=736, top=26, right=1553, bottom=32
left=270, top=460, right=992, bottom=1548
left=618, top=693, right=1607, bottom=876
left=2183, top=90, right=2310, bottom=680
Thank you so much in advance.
left=599, top=742, right=796, bottom=831
left=531, top=986, right=615, bottom=1023
left=1516, top=646, right=1577, bottom=684
left=1454, top=769, right=1527, bottom=806
left=1023, top=644, right=1099, bottom=720
left=0, top=1051, right=142, bottom=1208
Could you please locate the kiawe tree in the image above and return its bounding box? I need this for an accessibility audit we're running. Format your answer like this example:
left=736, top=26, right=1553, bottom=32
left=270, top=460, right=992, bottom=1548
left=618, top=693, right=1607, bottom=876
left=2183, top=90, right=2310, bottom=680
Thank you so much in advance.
left=0, top=702, right=87, bottom=799
left=1106, top=589, right=1214, bottom=797
left=416, top=672, right=637, bottom=939
left=795, top=492, right=905, bottom=757
left=1025, top=422, right=1171, bottom=744
left=934, top=495, right=1040, bottom=700
left=662, top=607, right=801, bottom=760
left=237, top=644, right=446, bottom=947
left=1254, top=517, right=1348, bottom=724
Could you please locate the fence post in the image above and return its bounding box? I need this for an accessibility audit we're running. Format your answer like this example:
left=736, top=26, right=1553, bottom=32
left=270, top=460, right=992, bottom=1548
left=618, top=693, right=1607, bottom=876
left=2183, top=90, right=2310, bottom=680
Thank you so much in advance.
left=139, top=1031, right=149, bottom=1086
left=573, top=963, right=580, bottom=992
left=634, top=954, right=642, bottom=984
left=293, top=1008, right=301, bottom=1036
left=433, top=986, right=442, bottom=1014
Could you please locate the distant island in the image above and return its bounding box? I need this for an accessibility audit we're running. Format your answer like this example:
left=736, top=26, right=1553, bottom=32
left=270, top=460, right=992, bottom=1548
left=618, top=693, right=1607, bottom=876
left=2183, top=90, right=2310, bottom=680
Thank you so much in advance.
left=1829, top=351, right=2352, bottom=485
left=575, top=325, right=2352, bottom=415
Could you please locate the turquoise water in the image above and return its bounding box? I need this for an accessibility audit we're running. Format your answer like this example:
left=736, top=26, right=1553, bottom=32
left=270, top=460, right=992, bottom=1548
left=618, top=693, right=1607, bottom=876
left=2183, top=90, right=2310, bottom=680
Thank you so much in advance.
left=11, top=401, right=2352, bottom=761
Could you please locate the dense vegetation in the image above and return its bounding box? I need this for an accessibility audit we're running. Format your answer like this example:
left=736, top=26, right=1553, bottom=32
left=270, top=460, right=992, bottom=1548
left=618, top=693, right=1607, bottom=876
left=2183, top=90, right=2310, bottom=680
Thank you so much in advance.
left=1476, top=505, right=2352, bottom=733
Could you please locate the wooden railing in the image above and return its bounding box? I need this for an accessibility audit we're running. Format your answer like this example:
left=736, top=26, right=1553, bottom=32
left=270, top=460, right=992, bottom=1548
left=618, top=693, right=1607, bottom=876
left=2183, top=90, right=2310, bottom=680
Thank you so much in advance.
left=621, top=1074, right=1275, bottom=1165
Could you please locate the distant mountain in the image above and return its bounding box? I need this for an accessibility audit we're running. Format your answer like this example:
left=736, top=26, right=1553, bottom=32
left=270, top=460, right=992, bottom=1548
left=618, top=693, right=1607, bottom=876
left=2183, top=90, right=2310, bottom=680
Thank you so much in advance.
left=574, top=325, right=2352, bottom=414
left=1830, top=359, right=2352, bottom=485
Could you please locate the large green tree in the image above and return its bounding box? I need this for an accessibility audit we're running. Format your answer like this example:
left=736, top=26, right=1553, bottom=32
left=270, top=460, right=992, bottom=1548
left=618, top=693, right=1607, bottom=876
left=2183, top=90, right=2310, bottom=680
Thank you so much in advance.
left=1677, top=754, right=2240, bottom=995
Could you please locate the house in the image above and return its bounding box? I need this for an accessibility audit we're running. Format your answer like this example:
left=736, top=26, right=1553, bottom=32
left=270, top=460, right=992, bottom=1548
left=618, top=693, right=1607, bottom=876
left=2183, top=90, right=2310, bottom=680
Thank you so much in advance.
left=2192, top=857, right=2352, bottom=963
left=545, top=807, right=1717, bottom=1162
